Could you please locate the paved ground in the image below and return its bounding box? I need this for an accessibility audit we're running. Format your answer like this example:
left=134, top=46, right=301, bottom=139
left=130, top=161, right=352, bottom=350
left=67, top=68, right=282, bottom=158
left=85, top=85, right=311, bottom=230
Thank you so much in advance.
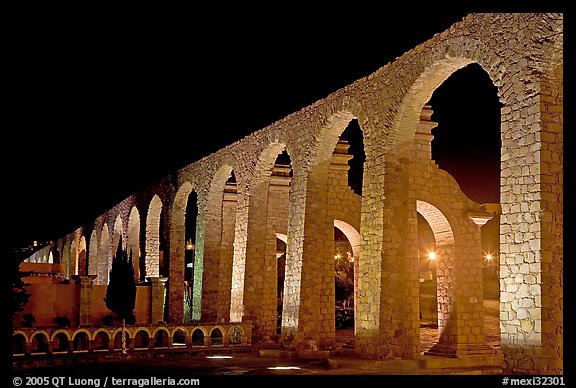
left=13, top=299, right=502, bottom=377
left=334, top=297, right=501, bottom=354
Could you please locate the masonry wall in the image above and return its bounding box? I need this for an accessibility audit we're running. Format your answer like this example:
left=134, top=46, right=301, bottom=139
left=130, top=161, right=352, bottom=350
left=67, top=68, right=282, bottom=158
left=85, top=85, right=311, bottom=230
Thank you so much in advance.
left=14, top=284, right=79, bottom=327
left=91, top=285, right=151, bottom=325
left=14, top=284, right=152, bottom=328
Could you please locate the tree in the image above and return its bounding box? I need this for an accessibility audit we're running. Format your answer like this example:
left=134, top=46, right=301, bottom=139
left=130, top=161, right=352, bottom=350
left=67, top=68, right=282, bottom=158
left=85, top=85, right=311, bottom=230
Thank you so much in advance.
left=11, top=249, right=32, bottom=316
left=104, top=239, right=136, bottom=353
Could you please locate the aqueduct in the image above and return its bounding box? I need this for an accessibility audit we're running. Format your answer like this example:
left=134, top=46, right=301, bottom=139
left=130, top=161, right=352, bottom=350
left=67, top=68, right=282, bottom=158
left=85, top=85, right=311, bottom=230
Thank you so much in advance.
left=22, top=13, right=563, bottom=374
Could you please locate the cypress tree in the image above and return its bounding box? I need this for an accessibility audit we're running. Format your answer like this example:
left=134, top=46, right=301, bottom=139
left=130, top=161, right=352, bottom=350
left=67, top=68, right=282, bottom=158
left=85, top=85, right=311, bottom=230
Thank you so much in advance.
left=104, top=238, right=136, bottom=324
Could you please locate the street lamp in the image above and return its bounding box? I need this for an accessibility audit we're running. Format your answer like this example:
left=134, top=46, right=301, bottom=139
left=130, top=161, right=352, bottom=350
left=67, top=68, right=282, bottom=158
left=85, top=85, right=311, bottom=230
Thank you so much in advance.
left=427, top=251, right=437, bottom=261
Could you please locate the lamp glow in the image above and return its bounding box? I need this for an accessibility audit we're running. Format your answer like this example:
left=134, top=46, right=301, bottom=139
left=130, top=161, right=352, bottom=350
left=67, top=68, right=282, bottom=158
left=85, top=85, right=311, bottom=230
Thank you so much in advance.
left=267, top=366, right=301, bottom=370
left=428, top=251, right=437, bottom=261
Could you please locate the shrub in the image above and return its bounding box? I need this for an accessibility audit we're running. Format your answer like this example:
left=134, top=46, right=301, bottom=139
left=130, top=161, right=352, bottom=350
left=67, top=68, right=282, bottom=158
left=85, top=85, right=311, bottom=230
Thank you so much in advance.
left=54, top=316, right=71, bottom=327
left=21, top=313, right=35, bottom=327
left=102, top=314, right=114, bottom=326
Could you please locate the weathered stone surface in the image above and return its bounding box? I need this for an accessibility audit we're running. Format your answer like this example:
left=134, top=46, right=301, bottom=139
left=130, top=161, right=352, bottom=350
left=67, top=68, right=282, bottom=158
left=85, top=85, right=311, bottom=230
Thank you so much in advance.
left=24, top=13, right=562, bottom=375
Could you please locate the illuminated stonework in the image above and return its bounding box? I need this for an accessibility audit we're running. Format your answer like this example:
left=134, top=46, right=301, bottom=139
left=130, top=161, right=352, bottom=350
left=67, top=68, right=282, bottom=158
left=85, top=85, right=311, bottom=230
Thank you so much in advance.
left=22, top=13, right=562, bottom=374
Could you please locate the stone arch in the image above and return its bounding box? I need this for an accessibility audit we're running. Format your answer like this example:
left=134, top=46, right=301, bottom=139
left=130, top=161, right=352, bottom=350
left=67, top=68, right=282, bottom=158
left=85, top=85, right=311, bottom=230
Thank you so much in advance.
left=53, top=247, right=61, bottom=264
left=170, top=326, right=189, bottom=338
left=416, top=201, right=455, bottom=247
left=209, top=326, right=224, bottom=346
left=133, top=327, right=152, bottom=337
left=133, top=328, right=151, bottom=349
left=152, top=327, right=170, bottom=338
left=202, top=164, right=236, bottom=323
left=152, top=327, right=170, bottom=348
left=69, top=238, right=78, bottom=277
left=72, top=329, right=91, bottom=352
left=415, top=199, right=466, bottom=355
left=169, top=181, right=194, bottom=324
left=334, top=219, right=361, bottom=329
left=191, top=328, right=206, bottom=346
left=354, top=38, right=509, bottom=359
left=52, top=332, right=70, bottom=352
left=51, top=329, right=72, bottom=342
left=72, top=328, right=92, bottom=340
left=13, top=330, right=29, bottom=343
left=112, top=215, right=124, bottom=254
left=91, top=329, right=111, bottom=341
left=13, top=333, right=27, bottom=354
left=281, top=111, right=362, bottom=349
left=78, top=235, right=87, bottom=276
left=113, top=330, right=131, bottom=350
left=62, top=242, right=71, bottom=279
left=128, top=207, right=140, bottom=280
left=231, top=142, right=292, bottom=344
left=30, top=331, right=50, bottom=353
left=145, top=195, right=163, bottom=278
left=334, top=220, right=361, bottom=260
left=98, top=224, right=110, bottom=285
left=385, top=34, right=522, bottom=148
left=171, top=327, right=188, bottom=346
left=92, top=330, right=110, bottom=351
left=88, top=229, right=98, bottom=276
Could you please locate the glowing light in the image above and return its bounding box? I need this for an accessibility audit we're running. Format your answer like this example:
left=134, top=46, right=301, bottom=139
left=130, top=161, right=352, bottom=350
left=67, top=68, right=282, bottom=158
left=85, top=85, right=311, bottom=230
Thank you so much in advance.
left=485, top=253, right=493, bottom=261
left=267, top=366, right=301, bottom=370
left=334, top=253, right=341, bottom=260
left=206, top=355, right=233, bottom=359
left=428, top=251, right=437, bottom=261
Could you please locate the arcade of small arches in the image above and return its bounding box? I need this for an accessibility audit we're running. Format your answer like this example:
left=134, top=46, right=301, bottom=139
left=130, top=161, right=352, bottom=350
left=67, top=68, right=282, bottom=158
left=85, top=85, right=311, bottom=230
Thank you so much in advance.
left=20, top=13, right=562, bottom=374
left=12, top=322, right=251, bottom=355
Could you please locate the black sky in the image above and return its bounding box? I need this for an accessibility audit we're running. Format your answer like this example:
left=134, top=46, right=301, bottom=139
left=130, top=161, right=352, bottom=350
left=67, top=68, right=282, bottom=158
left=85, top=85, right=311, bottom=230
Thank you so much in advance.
left=8, top=7, right=541, bottom=248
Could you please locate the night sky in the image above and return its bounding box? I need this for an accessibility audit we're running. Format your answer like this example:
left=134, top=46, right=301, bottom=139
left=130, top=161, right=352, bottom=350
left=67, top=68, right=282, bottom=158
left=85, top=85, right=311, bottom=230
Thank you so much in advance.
left=8, top=8, right=524, bottom=248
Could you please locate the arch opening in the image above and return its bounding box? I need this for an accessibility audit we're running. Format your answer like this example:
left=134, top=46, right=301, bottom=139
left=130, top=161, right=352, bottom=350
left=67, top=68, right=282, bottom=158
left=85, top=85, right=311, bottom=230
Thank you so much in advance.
left=145, top=195, right=163, bottom=280
left=98, top=224, right=110, bottom=285
left=173, top=329, right=187, bottom=346
left=13, top=334, right=26, bottom=355
left=31, top=333, right=49, bottom=353
left=73, top=332, right=89, bottom=352
left=128, top=207, right=141, bottom=282
left=191, top=329, right=204, bottom=346
left=93, top=331, right=109, bottom=351
left=423, top=63, right=502, bottom=352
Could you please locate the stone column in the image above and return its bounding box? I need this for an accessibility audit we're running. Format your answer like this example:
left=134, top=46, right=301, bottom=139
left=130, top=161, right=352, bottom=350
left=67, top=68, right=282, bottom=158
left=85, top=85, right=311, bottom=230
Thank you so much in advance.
left=149, top=277, right=168, bottom=324
left=426, top=213, right=496, bottom=357
left=281, top=161, right=335, bottom=350
left=72, top=275, right=97, bottom=326
left=217, top=182, right=237, bottom=322
left=168, top=209, right=185, bottom=324
left=241, top=180, right=277, bottom=343
left=201, top=199, right=223, bottom=323
left=356, top=155, right=420, bottom=359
